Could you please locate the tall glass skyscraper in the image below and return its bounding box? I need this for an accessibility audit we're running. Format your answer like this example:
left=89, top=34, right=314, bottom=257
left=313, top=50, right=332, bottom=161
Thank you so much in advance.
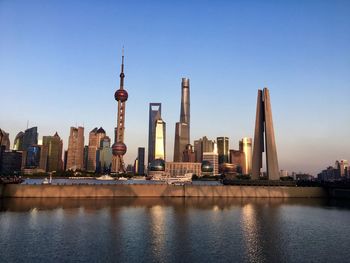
left=174, top=78, right=190, bottom=162
left=217, top=137, right=229, bottom=164
left=43, top=132, right=63, bottom=172
left=148, top=103, right=162, bottom=164
left=22, top=127, right=38, bottom=151
left=239, top=137, right=252, bottom=175
left=154, top=118, right=166, bottom=160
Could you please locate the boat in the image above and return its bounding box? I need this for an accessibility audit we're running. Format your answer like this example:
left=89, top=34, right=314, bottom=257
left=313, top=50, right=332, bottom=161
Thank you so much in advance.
left=42, top=178, right=50, bottom=184
left=118, top=177, right=128, bottom=181
left=96, top=175, right=115, bottom=181
left=167, top=173, right=193, bottom=185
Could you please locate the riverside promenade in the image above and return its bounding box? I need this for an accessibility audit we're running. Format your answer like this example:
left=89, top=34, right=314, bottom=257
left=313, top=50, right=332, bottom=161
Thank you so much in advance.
left=0, top=184, right=327, bottom=198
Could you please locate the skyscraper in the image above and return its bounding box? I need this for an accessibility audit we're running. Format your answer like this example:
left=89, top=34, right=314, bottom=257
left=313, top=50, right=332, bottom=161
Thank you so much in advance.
left=13, top=132, right=24, bottom=151
left=112, top=50, right=128, bottom=173
left=99, top=136, right=112, bottom=173
left=252, top=88, right=279, bottom=180
left=136, top=147, right=145, bottom=175
left=183, top=144, right=195, bottom=162
left=22, top=127, right=38, bottom=152
left=194, top=136, right=214, bottom=162
left=148, top=103, right=163, bottom=163
left=217, top=137, right=229, bottom=164
left=174, top=78, right=190, bottom=162
left=43, top=132, right=63, bottom=172
left=66, top=126, right=84, bottom=170
left=154, top=116, right=166, bottom=160
left=0, top=129, right=10, bottom=150
left=239, top=137, right=252, bottom=175
left=87, top=127, right=106, bottom=172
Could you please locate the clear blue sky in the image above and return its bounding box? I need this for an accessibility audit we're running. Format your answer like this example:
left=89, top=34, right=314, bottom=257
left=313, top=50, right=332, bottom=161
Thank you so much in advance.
left=1, top=0, right=349, bottom=175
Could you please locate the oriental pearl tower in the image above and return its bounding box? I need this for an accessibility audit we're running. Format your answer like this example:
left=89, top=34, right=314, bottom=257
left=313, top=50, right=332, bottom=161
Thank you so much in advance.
left=112, top=49, right=128, bottom=173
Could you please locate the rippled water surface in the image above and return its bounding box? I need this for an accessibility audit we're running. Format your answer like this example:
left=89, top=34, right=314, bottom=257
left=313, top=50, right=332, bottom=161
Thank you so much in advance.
left=1, top=198, right=350, bottom=263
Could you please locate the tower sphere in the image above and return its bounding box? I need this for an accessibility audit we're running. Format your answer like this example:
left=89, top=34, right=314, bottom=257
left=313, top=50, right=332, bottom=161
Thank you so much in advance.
left=114, top=89, right=128, bottom=102
left=112, top=142, right=127, bottom=156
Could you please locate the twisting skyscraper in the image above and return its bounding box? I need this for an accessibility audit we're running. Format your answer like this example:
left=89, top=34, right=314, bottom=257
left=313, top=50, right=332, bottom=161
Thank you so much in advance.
left=174, top=78, right=190, bottom=162
left=251, top=87, right=279, bottom=180
left=112, top=50, right=128, bottom=173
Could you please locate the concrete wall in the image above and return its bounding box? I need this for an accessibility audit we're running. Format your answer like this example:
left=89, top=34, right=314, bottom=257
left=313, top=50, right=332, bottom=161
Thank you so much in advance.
left=1, top=184, right=327, bottom=198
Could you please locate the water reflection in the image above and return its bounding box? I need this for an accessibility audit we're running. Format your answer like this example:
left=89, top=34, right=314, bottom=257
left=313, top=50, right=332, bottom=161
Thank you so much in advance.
left=1, top=198, right=350, bottom=262
left=0, top=197, right=344, bottom=212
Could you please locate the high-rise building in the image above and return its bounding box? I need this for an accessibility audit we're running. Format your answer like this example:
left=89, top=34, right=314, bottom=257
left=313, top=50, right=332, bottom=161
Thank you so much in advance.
left=252, top=88, right=279, bottom=180
left=239, top=137, right=252, bottom=175
left=183, top=144, right=195, bottom=162
left=112, top=50, right=128, bottom=173
left=87, top=127, right=106, bottom=172
left=66, top=126, right=84, bottom=170
left=230, top=149, right=245, bottom=174
left=22, top=127, right=38, bottom=152
left=13, top=132, right=24, bottom=151
left=148, top=103, right=162, bottom=164
left=336, top=160, right=349, bottom=177
left=0, top=129, right=10, bottom=150
left=217, top=137, right=229, bottom=164
left=154, top=116, right=166, bottom=160
left=136, top=147, right=145, bottom=175
left=194, top=136, right=214, bottom=162
left=43, top=132, right=63, bottom=172
left=0, top=147, right=22, bottom=175
left=99, top=136, right=112, bottom=173
left=203, top=152, right=219, bottom=175
left=174, top=78, right=190, bottom=162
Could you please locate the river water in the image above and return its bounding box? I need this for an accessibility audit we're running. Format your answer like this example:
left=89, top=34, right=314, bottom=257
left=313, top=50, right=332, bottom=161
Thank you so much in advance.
left=1, top=198, right=350, bottom=263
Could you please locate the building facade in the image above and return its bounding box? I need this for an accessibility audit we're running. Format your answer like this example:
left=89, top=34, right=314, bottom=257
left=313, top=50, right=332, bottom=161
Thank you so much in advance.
left=154, top=117, right=166, bottom=160
left=66, top=126, right=84, bottom=170
left=136, top=147, right=145, bottom=175
left=165, top=162, right=201, bottom=177
left=174, top=78, right=190, bottom=162
left=42, top=132, right=63, bottom=172
left=203, top=152, right=219, bottom=175
left=87, top=127, right=106, bottom=172
left=230, top=149, right=245, bottom=174
left=0, top=129, right=10, bottom=150
left=217, top=137, right=229, bottom=164
left=239, top=137, right=252, bottom=175
left=148, top=103, right=162, bottom=164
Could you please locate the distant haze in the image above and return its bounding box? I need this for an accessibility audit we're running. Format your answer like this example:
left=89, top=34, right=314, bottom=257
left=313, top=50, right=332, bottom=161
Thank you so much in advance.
left=1, top=1, right=349, bottom=175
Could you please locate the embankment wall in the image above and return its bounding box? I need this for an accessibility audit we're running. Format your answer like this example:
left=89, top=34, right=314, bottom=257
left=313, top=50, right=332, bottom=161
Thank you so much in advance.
left=0, top=184, right=327, bottom=198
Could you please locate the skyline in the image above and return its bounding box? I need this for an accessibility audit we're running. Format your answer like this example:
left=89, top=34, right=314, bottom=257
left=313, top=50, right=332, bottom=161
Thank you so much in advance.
left=1, top=1, right=350, bottom=174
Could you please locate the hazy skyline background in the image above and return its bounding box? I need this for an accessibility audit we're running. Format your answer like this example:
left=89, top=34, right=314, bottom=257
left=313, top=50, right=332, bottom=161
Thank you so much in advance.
left=1, top=0, right=349, bottom=175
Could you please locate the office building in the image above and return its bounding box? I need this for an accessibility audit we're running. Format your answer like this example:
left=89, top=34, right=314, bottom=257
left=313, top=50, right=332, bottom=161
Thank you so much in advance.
left=0, top=129, right=10, bottom=150
left=42, top=132, right=63, bottom=172
left=112, top=50, right=128, bottom=173
left=252, top=88, right=279, bottom=180
left=99, top=136, right=112, bottom=173
left=165, top=162, right=201, bottom=177
left=13, top=132, right=24, bottom=151
left=148, top=103, right=162, bottom=163
left=217, top=137, right=229, bottom=164
left=183, top=144, right=195, bottom=162
left=136, top=147, right=145, bottom=175
left=22, top=127, right=38, bottom=151
left=239, top=137, right=252, bottom=175
left=194, top=136, right=214, bottom=162
left=0, top=147, right=22, bottom=175
left=66, top=126, right=84, bottom=170
left=87, top=127, right=106, bottom=172
left=230, top=149, right=245, bottom=174
left=336, top=160, right=349, bottom=177
left=154, top=115, right=166, bottom=160
left=174, top=78, right=190, bottom=162
left=203, top=152, right=219, bottom=175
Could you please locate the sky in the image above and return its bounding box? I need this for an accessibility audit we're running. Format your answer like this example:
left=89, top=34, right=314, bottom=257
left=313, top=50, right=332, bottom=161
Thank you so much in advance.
left=0, top=0, right=349, bottom=175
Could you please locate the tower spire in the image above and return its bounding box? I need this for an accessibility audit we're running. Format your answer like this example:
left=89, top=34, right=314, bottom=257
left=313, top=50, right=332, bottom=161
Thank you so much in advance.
left=120, top=47, right=125, bottom=90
